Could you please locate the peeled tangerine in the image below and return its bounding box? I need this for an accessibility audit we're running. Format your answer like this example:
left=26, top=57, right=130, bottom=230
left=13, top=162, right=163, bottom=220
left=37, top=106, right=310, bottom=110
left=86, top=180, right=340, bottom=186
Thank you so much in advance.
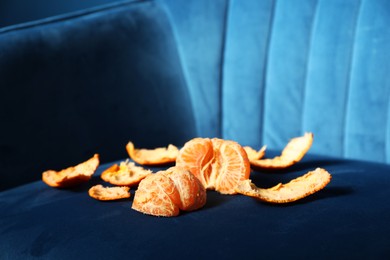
left=176, top=136, right=331, bottom=204
left=42, top=154, right=99, bottom=188
left=132, top=167, right=206, bottom=217
left=176, top=138, right=251, bottom=195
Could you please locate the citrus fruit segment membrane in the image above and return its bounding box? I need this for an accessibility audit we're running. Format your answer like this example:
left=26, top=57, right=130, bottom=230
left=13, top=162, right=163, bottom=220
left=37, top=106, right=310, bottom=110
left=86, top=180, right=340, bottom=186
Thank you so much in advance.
left=88, top=185, right=130, bottom=201
left=132, top=172, right=181, bottom=217
left=163, top=167, right=207, bottom=211
left=250, top=133, right=313, bottom=169
left=126, top=142, right=179, bottom=165
left=176, top=137, right=250, bottom=195
left=175, top=138, right=214, bottom=188
left=101, top=160, right=152, bottom=186
left=42, top=154, right=100, bottom=188
left=244, top=145, right=266, bottom=161
left=211, top=138, right=251, bottom=194
left=235, top=168, right=331, bottom=203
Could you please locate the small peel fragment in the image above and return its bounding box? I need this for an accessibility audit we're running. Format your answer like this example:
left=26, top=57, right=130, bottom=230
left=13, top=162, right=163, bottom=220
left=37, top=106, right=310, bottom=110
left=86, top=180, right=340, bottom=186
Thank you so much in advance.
left=101, top=160, right=152, bottom=186
left=89, top=185, right=130, bottom=201
left=250, top=133, right=313, bottom=169
left=126, top=142, right=179, bottom=165
left=244, top=145, right=266, bottom=161
left=235, top=168, right=331, bottom=203
left=42, top=154, right=99, bottom=188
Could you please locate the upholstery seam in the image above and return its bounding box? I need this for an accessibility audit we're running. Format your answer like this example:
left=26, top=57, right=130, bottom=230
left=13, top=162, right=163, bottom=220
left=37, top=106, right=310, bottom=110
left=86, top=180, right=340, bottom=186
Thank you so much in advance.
left=342, top=0, right=362, bottom=159
left=260, top=0, right=277, bottom=146
left=0, top=0, right=148, bottom=34
left=300, top=0, right=319, bottom=135
left=386, top=94, right=390, bottom=163
left=219, top=0, right=230, bottom=139
left=157, top=2, right=199, bottom=138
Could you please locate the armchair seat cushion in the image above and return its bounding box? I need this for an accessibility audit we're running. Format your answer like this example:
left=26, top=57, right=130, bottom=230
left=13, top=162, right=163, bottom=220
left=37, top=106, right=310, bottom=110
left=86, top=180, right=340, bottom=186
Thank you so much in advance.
left=1, top=153, right=390, bottom=259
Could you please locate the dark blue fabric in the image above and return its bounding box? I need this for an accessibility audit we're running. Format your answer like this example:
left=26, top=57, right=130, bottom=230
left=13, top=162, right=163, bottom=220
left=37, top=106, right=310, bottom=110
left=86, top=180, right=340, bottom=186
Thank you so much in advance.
left=157, top=0, right=228, bottom=138
left=0, top=0, right=196, bottom=191
left=1, top=153, right=389, bottom=259
left=0, top=0, right=127, bottom=28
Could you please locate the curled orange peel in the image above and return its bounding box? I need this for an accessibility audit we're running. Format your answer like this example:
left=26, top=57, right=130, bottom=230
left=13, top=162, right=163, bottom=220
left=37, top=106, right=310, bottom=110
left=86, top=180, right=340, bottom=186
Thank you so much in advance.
left=101, top=160, right=152, bottom=186
left=250, top=133, right=313, bottom=169
left=126, top=141, right=179, bottom=165
left=42, top=154, right=99, bottom=188
left=235, top=167, right=331, bottom=203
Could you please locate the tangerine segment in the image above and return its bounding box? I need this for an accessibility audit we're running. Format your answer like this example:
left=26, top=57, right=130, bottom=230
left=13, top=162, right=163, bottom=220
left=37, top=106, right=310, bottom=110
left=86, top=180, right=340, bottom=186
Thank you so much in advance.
left=250, top=132, right=313, bottom=169
left=42, top=154, right=99, bottom=188
left=211, top=138, right=251, bottom=194
left=132, top=173, right=181, bottom=217
left=176, top=138, right=251, bottom=195
left=126, top=142, right=179, bottom=165
left=101, top=160, right=152, bottom=186
left=244, top=145, right=266, bottom=161
left=88, top=185, right=130, bottom=201
left=175, top=138, right=214, bottom=188
left=163, top=167, right=206, bottom=211
left=235, top=168, right=331, bottom=203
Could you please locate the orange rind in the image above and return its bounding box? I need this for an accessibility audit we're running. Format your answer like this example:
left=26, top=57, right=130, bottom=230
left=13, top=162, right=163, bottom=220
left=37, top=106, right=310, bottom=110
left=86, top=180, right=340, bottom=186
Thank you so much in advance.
left=126, top=141, right=179, bottom=165
left=88, top=185, right=131, bottom=201
left=101, top=160, right=152, bottom=186
left=42, top=154, right=99, bottom=188
left=250, top=133, right=313, bottom=169
left=235, top=168, right=331, bottom=203
left=244, top=145, right=266, bottom=161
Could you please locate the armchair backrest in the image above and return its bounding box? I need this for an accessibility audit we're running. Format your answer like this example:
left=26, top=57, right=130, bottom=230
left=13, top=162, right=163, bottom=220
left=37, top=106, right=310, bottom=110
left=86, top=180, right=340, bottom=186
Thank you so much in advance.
left=0, top=0, right=196, bottom=190
left=161, top=0, right=390, bottom=164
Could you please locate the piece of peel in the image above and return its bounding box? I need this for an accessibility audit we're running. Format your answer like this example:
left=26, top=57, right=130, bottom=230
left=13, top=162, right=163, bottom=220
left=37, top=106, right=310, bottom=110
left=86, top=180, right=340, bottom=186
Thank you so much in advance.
left=89, top=185, right=131, bottom=201
left=244, top=145, right=266, bottom=161
left=235, top=167, right=331, bottom=203
left=126, top=142, right=179, bottom=165
left=250, top=133, right=313, bottom=169
left=42, top=154, right=99, bottom=188
left=101, top=160, right=152, bottom=186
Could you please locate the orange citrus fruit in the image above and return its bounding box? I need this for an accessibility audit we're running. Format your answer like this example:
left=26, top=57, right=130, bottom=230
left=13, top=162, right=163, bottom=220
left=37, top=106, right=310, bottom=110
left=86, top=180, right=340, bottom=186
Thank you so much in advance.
left=163, top=167, right=206, bottom=211
left=132, top=172, right=181, bottom=217
left=132, top=167, right=207, bottom=217
left=176, top=138, right=250, bottom=194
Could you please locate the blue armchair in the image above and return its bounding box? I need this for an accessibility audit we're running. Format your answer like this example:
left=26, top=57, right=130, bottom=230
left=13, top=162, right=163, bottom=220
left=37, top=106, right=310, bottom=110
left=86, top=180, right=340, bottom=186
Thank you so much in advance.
left=1, top=0, right=390, bottom=258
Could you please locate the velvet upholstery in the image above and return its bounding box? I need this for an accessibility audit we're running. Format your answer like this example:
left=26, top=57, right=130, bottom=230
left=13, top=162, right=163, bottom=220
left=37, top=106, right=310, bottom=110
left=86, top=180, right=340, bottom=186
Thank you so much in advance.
left=1, top=0, right=390, bottom=258
left=160, top=0, right=390, bottom=164
left=0, top=0, right=196, bottom=191
left=1, top=153, right=390, bottom=259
